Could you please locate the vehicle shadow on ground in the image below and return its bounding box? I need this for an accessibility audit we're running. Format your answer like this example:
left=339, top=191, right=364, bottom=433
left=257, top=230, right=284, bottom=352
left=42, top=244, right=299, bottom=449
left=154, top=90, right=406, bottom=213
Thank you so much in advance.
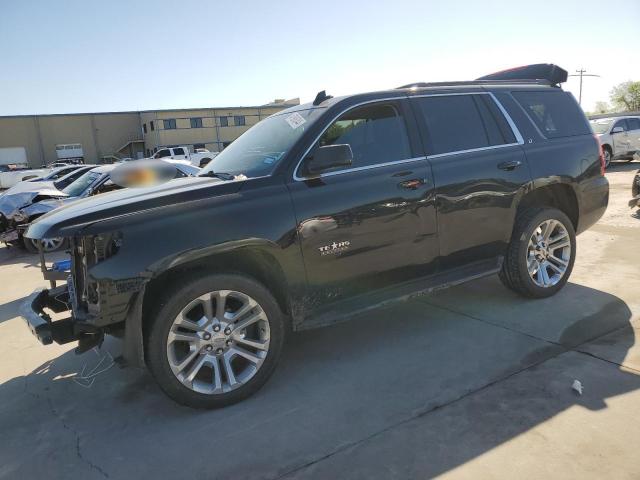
left=0, top=278, right=637, bottom=479
left=607, top=160, right=639, bottom=172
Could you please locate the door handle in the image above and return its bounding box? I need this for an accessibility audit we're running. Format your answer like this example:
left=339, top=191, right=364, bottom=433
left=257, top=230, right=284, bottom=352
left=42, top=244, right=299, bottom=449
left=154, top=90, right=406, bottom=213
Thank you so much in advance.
left=497, top=160, right=522, bottom=171
left=399, top=178, right=426, bottom=190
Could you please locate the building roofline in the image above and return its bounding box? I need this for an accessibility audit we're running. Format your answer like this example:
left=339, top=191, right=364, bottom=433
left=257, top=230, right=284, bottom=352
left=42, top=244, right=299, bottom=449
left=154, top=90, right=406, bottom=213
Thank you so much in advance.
left=0, top=99, right=301, bottom=119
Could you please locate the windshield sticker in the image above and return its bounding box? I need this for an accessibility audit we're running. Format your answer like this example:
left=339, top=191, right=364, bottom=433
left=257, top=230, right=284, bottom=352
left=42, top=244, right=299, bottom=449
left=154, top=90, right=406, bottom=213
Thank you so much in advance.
left=285, top=112, right=306, bottom=129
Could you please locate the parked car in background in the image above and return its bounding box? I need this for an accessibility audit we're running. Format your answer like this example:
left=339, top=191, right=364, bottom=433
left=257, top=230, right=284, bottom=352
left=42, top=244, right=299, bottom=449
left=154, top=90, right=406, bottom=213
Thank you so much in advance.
left=590, top=116, right=640, bottom=168
left=0, top=165, right=52, bottom=189
left=21, top=64, right=608, bottom=408
left=1, top=160, right=200, bottom=252
left=27, top=164, right=88, bottom=183
left=152, top=146, right=219, bottom=168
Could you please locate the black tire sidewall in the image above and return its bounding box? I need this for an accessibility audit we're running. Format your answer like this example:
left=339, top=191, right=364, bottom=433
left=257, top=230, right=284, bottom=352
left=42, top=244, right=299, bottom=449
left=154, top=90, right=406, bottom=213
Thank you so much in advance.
left=515, top=209, right=576, bottom=298
left=147, top=273, right=285, bottom=409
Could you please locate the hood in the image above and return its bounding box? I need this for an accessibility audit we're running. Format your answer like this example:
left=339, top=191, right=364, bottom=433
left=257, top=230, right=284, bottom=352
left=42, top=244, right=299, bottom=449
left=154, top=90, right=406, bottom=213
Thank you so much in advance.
left=21, top=196, right=74, bottom=219
left=26, top=176, right=242, bottom=239
left=0, top=183, right=68, bottom=218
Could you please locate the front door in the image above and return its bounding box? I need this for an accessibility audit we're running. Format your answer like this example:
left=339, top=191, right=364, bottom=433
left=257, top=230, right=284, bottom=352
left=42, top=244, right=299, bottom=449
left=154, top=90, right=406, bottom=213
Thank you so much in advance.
left=611, top=119, right=631, bottom=156
left=410, top=92, right=531, bottom=270
left=287, top=99, right=438, bottom=317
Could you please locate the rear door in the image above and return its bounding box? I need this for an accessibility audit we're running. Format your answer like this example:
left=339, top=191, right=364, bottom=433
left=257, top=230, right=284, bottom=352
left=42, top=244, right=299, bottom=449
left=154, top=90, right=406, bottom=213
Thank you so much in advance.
left=410, top=92, right=530, bottom=270
left=626, top=118, right=640, bottom=152
left=288, top=99, right=438, bottom=313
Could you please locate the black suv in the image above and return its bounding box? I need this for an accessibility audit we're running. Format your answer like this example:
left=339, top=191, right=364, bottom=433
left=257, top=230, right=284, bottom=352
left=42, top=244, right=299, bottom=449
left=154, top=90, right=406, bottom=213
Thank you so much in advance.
left=21, top=64, right=608, bottom=408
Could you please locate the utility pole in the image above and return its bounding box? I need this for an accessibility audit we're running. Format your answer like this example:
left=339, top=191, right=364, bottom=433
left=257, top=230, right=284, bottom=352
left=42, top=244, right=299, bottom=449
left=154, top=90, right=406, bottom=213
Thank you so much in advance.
left=569, top=69, right=601, bottom=105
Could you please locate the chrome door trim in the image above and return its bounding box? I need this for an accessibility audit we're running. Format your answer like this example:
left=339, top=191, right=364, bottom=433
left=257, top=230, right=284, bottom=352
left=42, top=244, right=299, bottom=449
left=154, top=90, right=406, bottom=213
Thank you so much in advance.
left=293, top=91, right=525, bottom=181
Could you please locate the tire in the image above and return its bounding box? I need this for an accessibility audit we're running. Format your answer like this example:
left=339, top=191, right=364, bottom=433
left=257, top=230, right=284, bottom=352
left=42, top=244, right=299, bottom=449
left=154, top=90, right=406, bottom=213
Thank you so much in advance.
left=602, top=146, right=612, bottom=169
left=199, top=158, right=212, bottom=168
left=24, top=236, right=67, bottom=253
left=499, top=208, right=576, bottom=299
left=146, top=273, right=286, bottom=408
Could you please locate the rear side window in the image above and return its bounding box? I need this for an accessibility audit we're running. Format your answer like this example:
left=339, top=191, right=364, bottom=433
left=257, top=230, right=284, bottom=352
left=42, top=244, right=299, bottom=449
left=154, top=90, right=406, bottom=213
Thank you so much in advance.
left=512, top=90, right=589, bottom=138
left=315, top=103, right=412, bottom=169
left=173, top=147, right=185, bottom=155
left=414, top=94, right=515, bottom=155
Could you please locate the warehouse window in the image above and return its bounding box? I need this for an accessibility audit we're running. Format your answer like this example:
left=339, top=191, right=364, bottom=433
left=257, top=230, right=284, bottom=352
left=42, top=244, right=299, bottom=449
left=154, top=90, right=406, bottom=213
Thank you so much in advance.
left=163, top=119, right=177, bottom=130
left=143, top=123, right=147, bottom=134
left=190, top=117, right=203, bottom=128
left=234, top=115, right=246, bottom=126
left=219, top=116, right=229, bottom=127
left=150, top=121, right=155, bottom=131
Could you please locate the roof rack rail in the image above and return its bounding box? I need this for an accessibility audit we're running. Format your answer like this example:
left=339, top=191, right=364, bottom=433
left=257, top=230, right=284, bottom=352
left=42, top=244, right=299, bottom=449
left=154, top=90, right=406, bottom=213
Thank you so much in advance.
left=397, top=79, right=552, bottom=89
left=398, top=64, right=568, bottom=90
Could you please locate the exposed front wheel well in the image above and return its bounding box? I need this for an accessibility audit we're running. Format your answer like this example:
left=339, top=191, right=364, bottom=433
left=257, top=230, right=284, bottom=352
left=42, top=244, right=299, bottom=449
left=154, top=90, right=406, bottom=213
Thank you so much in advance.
left=516, top=184, right=579, bottom=232
left=141, top=249, right=291, bottom=352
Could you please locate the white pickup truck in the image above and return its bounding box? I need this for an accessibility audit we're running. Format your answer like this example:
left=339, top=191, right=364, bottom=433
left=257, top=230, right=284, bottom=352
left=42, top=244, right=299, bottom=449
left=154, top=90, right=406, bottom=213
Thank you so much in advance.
left=151, top=146, right=218, bottom=168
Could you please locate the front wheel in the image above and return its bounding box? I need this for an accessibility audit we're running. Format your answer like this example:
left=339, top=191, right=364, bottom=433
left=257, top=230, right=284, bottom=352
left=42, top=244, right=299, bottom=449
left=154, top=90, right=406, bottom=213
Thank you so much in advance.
left=146, top=273, right=286, bottom=408
left=499, top=208, right=576, bottom=298
left=24, top=237, right=67, bottom=253
left=603, top=146, right=612, bottom=168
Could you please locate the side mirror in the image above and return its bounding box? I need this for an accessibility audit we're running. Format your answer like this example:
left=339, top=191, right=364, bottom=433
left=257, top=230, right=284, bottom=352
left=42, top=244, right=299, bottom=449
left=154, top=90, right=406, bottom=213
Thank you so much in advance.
left=305, top=144, right=353, bottom=176
left=611, top=126, right=624, bottom=134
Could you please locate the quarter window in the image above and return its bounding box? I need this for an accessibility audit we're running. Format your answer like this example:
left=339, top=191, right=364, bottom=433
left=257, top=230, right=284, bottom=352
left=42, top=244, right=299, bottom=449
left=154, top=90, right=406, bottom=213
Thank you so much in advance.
left=190, top=117, right=203, bottom=128
left=173, top=147, right=185, bottom=156
left=512, top=90, right=590, bottom=138
left=163, top=119, right=177, bottom=130
left=313, top=103, right=411, bottom=170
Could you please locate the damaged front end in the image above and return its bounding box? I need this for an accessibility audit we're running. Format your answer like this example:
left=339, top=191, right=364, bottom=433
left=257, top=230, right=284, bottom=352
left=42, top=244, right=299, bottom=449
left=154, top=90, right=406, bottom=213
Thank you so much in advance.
left=20, top=233, right=146, bottom=364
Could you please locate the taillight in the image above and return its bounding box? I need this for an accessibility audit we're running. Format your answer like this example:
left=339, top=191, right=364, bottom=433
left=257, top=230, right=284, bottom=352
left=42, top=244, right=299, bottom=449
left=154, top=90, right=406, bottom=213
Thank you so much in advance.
left=594, top=134, right=605, bottom=176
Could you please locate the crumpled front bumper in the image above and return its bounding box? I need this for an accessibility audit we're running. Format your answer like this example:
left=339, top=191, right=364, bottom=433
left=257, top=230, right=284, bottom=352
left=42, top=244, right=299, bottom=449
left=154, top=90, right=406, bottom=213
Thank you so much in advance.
left=19, top=285, right=102, bottom=349
left=19, top=286, right=75, bottom=345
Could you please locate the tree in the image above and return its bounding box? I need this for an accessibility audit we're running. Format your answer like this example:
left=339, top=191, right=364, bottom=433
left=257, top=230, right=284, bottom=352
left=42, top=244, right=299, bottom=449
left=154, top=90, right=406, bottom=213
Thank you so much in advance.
left=593, top=101, right=611, bottom=114
left=610, top=81, right=640, bottom=112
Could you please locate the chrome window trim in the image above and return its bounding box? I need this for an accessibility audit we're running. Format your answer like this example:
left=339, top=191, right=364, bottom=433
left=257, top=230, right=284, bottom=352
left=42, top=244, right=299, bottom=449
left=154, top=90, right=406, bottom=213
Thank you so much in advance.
left=292, top=96, right=408, bottom=181
left=292, top=91, right=525, bottom=181
left=427, top=142, right=520, bottom=159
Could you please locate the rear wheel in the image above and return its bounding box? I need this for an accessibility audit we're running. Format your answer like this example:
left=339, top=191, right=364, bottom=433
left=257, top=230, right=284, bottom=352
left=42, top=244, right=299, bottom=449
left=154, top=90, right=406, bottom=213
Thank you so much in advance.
left=146, top=273, right=285, bottom=408
left=499, top=208, right=576, bottom=298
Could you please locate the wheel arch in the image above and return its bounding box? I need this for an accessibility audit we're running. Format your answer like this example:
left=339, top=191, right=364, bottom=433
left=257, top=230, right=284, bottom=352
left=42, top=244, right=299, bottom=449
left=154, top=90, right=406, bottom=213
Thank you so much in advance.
left=141, top=246, right=292, bottom=348
left=515, top=183, right=579, bottom=231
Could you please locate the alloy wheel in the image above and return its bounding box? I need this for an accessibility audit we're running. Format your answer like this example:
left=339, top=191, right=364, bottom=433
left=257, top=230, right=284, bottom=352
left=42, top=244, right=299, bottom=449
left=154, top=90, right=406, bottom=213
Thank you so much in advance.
left=526, top=219, right=571, bottom=288
left=166, top=290, right=270, bottom=394
left=603, top=149, right=611, bottom=168
left=32, top=237, right=65, bottom=252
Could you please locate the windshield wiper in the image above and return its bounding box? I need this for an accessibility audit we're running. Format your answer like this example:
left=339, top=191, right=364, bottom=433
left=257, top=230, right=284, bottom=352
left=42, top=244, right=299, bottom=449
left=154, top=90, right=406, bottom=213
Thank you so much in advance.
left=198, top=171, right=236, bottom=181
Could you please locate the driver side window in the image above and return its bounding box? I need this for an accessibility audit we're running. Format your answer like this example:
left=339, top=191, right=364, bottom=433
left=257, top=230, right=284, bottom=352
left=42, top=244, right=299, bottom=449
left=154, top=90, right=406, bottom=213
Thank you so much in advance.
left=312, top=103, right=412, bottom=171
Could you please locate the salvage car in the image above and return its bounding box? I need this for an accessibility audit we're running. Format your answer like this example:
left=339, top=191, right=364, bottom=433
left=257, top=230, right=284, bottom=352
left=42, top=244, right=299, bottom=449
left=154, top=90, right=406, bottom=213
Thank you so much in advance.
left=21, top=64, right=608, bottom=408
left=590, top=115, right=640, bottom=168
left=3, top=161, right=199, bottom=251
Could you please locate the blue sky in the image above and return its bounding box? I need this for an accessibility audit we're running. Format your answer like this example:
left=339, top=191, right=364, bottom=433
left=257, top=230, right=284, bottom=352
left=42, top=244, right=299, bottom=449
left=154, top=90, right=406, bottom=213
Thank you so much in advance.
left=1, top=0, right=638, bottom=115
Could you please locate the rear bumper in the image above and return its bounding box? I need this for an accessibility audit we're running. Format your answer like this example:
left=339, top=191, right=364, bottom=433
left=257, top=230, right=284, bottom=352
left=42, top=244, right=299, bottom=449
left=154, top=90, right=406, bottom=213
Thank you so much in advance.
left=577, top=176, right=609, bottom=234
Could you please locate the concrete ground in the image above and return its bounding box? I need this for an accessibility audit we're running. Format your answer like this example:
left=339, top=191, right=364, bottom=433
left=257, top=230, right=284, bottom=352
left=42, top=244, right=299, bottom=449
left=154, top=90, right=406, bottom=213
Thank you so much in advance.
left=1, top=162, right=639, bottom=480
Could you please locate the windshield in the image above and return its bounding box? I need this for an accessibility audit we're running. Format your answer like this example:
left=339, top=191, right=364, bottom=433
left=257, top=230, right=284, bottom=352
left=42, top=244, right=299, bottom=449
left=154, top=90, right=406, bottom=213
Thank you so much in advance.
left=62, top=171, right=101, bottom=197
left=199, top=108, right=323, bottom=178
left=590, top=119, right=613, bottom=134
